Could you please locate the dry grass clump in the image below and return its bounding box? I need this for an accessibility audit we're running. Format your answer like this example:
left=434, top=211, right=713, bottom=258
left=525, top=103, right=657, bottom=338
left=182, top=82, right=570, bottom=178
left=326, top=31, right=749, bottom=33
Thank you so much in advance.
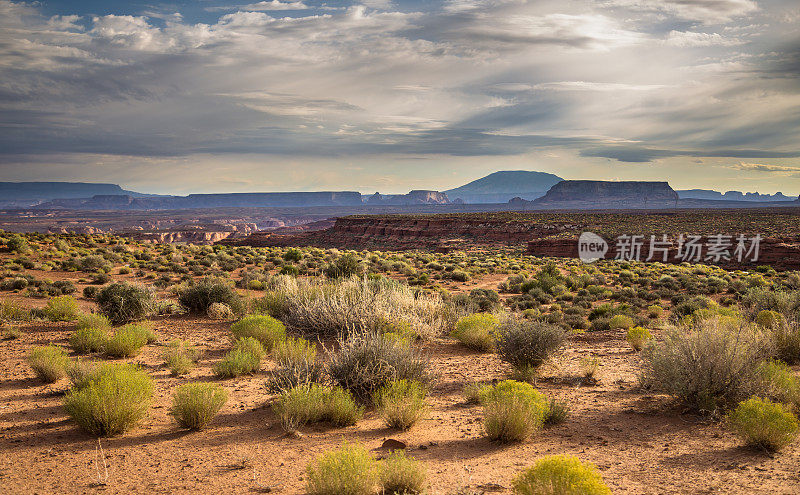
left=642, top=317, right=769, bottom=413
left=162, top=340, right=201, bottom=376
left=374, top=379, right=429, bottom=430
left=625, top=326, right=651, bottom=351
left=277, top=276, right=451, bottom=339
left=274, top=384, right=363, bottom=432
left=44, top=295, right=80, bottom=321
left=727, top=398, right=799, bottom=452
left=69, top=327, right=109, bottom=354
left=451, top=313, right=498, bottom=351
left=207, top=302, right=234, bottom=320
left=105, top=324, right=154, bottom=358
left=76, top=313, right=112, bottom=331
left=495, top=318, right=566, bottom=381
left=379, top=450, right=427, bottom=495
left=64, top=363, right=154, bottom=436
left=268, top=336, right=323, bottom=392
left=306, top=443, right=377, bottom=495
left=27, top=345, right=70, bottom=383
left=213, top=337, right=264, bottom=378
left=170, top=382, right=228, bottom=430
left=230, top=315, right=286, bottom=351
left=480, top=380, right=550, bottom=443
left=512, top=455, right=611, bottom=495
left=327, top=331, right=431, bottom=402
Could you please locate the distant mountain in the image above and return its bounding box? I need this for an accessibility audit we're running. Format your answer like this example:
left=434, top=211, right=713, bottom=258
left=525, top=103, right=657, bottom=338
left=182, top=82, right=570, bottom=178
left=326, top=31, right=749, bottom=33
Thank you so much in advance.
left=533, top=180, right=679, bottom=209
left=677, top=189, right=794, bottom=202
left=0, top=182, right=155, bottom=207
left=445, top=170, right=564, bottom=203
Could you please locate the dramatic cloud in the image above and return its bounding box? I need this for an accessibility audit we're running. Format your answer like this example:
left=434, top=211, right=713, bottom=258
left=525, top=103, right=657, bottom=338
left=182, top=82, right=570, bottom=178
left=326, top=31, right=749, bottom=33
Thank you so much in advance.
left=0, top=0, right=798, bottom=193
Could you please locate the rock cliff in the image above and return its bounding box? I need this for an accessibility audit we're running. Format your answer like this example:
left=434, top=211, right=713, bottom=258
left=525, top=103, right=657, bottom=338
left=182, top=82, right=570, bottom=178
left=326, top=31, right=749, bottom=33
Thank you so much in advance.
left=533, top=181, right=679, bottom=209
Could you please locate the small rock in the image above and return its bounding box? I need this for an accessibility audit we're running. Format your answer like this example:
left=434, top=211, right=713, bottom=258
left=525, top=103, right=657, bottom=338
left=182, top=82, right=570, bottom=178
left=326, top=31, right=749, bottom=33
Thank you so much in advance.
left=381, top=439, right=406, bottom=450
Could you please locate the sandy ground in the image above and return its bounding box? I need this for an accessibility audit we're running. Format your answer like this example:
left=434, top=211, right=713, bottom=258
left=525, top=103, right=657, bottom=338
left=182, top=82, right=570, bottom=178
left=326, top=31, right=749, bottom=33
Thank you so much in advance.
left=2, top=310, right=799, bottom=495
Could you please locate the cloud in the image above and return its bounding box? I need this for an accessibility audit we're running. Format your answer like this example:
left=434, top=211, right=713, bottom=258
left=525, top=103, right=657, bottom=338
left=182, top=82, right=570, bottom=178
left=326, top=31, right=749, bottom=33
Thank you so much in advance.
left=0, top=0, right=798, bottom=194
left=240, top=1, right=310, bottom=10
left=730, top=162, right=800, bottom=173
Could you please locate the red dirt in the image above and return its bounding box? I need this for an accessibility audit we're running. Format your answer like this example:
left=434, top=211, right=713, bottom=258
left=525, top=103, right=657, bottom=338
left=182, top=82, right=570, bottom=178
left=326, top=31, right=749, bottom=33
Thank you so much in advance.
left=2, top=313, right=799, bottom=494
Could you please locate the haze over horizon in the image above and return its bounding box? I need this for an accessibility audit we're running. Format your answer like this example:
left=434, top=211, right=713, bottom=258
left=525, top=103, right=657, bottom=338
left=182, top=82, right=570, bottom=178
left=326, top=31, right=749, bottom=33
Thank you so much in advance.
left=1, top=0, right=799, bottom=195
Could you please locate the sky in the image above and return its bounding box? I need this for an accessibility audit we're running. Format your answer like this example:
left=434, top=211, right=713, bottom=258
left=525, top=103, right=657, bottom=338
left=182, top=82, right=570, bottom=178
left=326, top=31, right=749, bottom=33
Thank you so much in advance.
left=0, top=0, right=799, bottom=195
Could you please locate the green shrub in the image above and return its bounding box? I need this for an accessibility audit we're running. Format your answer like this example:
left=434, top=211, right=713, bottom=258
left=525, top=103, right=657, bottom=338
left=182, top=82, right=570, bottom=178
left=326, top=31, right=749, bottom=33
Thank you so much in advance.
left=213, top=337, right=264, bottom=378
left=0, top=300, right=31, bottom=322
left=44, top=295, right=79, bottom=321
left=66, top=358, right=96, bottom=389
left=105, top=324, right=152, bottom=358
left=495, top=318, right=566, bottom=380
left=306, top=443, right=377, bottom=495
left=727, top=398, right=799, bottom=452
left=274, top=384, right=363, bottom=432
left=757, top=360, right=800, bottom=410
left=608, top=314, right=634, bottom=330
left=626, top=326, right=651, bottom=351
left=162, top=340, right=201, bottom=376
left=642, top=318, right=767, bottom=413
left=63, top=363, right=154, bottom=436
left=97, top=282, right=153, bottom=324
left=76, top=313, right=111, bottom=331
left=178, top=277, right=244, bottom=315
left=27, top=345, right=70, bottom=383
left=327, top=331, right=430, bottom=402
left=450, top=270, right=471, bottom=282
left=480, top=380, right=550, bottom=443
left=6, top=235, right=29, bottom=253
left=230, top=315, right=286, bottom=351
left=646, top=305, right=663, bottom=319
left=69, top=327, right=109, bottom=354
left=250, top=290, right=289, bottom=318
left=323, top=253, right=363, bottom=279
left=1, top=326, right=21, bottom=340
left=379, top=451, right=426, bottom=495
left=170, top=382, right=228, bottom=430
left=374, top=379, right=429, bottom=430
left=544, top=398, right=569, bottom=426
left=512, top=455, right=611, bottom=495
left=451, top=313, right=498, bottom=351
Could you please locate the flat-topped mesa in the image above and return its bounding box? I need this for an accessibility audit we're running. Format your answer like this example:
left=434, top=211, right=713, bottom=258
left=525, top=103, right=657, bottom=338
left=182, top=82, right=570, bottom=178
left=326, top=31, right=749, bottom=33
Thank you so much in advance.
left=366, top=190, right=449, bottom=205
left=533, top=180, right=679, bottom=209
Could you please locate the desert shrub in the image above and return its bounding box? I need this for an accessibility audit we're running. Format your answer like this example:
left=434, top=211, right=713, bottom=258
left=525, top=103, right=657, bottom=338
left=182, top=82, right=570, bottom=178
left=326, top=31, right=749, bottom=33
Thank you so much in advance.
left=642, top=318, right=768, bottom=413
left=44, top=295, right=79, bottom=321
left=451, top=313, right=498, bottom=351
left=374, top=379, right=429, bottom=430
left=741, top=288, right=800, bottom=319
left=379, top=451, right=426, bottom=495
left=279, top=276, right=450, bottom=339
left=207, top=302, right=234, bottom=320
left=250, top=290, right=289, bottom=318
left=213, top=337, right=264, bottom=378
left=6, top=235, right=29, bottom=253
left=480, top=380, right=550, bottom=443
left=727, top=398, right=799, bottom=452
left=306, top=443, right=377, bottom=495
left=766, top=319, right=800, bottom=364
left=626, top=326, right=651, bottom=351
left=450, top=270, right=471, bottom=282
left=268, top=337, right=324, bottom=392
left=608, top=314, right=634, bottom=330
left=162, top=340, right=201, bottom=376
left=76, top=313, right=111, bottom=331
left=105, top=324, right=152, bottom=358
left=647, top=305, right=663, bottom=319
left=69, top=327, right=109, bottom=354
left=63, top=363, right=153, bottom=436
left=757, top=360, right=800, bottom=410
left=66, top=358, right=96, bottom=389
left=1, top=326, right=21, bottom=340
left=451, top=288, right=502, bottom=312
left=170, top=382, right=228, bottom=430
left=0, top=300, right=32, bottom=322
left=512, top=455, right=611, bottom=495
left=323, top=253, right=363, bottom=279
left=544, top=398, right=569, bottom=426
left=178, top=277, right=244, bottom=315
left=327, top=331, right=430, bottom=402
left=230, top=315, right=286, bottom=351
left=97, top=282, right=153, bottom=324
left=274, top=384, right=363, bottom=432
left=27, top=345, right=70, bottom=383
left=495, top=318, right=566, bottom=380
